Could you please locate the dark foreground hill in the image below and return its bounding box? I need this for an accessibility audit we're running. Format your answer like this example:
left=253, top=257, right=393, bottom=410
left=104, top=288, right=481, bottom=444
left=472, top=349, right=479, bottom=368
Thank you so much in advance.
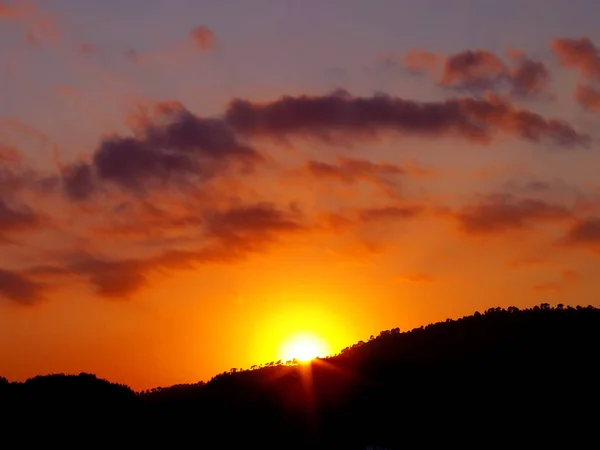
left=2, top=304, right=599, bottom=449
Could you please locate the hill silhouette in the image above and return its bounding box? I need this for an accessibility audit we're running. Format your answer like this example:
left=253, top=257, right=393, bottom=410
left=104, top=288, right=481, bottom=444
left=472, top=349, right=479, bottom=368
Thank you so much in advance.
left=2, top=303, right=599, bottom=448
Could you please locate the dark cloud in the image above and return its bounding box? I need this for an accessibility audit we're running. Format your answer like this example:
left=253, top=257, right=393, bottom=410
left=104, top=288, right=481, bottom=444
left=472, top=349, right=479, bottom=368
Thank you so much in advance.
left=93, top=137, right=196, bottom=190
left=562, top=216, right=600, bottom=247
left=226, top=91, right=588, bottom=147
left=203, top=202, right=305, bottom=250
left=455, top=194, right=572, bottom=234
left=62, top=163, right=95, bottom=201
left=508, top=57, right=550, bottom=98
left=552, top=36, right=600, bottom=80
left=0, top=198, right=38, bottom=233
left=402, top=47, right=550, bottom=97
left=439, top=49, right=550, bottom=97
left=69, top=256, right=147, bottom=299
left=574, top=83, right=600, bottom=111
left=0, top=269, right=44, bottom=305
left=65, top=102, right=261, bottom=198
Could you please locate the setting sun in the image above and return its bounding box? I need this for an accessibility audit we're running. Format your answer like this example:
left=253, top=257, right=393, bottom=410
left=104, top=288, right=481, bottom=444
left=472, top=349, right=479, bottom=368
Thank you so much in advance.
left=279, top=333, right=331, bottom=363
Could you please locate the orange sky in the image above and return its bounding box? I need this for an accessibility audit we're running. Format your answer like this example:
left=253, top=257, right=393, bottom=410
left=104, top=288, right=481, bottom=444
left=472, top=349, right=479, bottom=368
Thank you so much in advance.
left=1, top=1, right=600, bottom=391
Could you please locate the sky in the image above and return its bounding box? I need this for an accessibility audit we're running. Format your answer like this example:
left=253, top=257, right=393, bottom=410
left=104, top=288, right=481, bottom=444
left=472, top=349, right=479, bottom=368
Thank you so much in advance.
left=1, top=0, right=600, bottom=391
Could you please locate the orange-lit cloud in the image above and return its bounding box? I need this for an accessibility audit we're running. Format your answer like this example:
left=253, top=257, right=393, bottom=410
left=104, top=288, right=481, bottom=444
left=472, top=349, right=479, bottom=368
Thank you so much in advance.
left=402, top=49, right=441, bottom=74
left=552, top=36, right=600, bottom=80
left=574, top=83, right=600, bottom=111
left=21, top=202, right=306, bottom=299
left=0, top=1, right=34, bottom=19
left=0, top=1, right=61, bottom=45
left=190, top=26, right=215, bottom=51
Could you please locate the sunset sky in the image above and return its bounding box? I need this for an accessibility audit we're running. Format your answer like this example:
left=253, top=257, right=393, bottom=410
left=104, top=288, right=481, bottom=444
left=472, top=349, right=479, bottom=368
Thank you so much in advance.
left=1, top=0, right=600, bottom=390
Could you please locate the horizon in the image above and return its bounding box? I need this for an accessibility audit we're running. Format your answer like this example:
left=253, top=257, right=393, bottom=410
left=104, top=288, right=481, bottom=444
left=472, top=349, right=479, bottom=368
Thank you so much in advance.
left=1, top=0, right=600, bottom=391
left=1, top=301, right=591, bottom=390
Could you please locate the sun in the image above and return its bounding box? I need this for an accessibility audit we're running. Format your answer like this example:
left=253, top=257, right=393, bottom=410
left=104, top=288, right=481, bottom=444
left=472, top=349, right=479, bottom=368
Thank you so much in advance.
left=279, top=333, right=330, bottom=363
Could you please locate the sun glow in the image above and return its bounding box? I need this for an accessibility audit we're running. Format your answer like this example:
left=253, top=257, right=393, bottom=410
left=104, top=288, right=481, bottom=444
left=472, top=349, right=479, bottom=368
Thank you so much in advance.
left=279, top=333, right=331, bottom=363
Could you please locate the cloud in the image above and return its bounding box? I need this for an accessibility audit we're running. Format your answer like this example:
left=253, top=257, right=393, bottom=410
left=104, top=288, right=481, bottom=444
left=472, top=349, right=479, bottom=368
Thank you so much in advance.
left=61, top=163, right=95, bottom=201
left=0, top=1, right=34, bottom=19
left=574, top=83, right=600, bottom=111
left=306, top=157, right=405, bottom=183
left=0, top=197, right=38, bottom=233
left=402, top=50, right=441, bottom=74
left=39, top=203, right=306, bottom=299
left=226, top=91, right=588, bottom=147
left=454, top=194, right=572, bottom=234
left=508, top=56, right=550, bottom=98
left=189, top=26, right=214, bottom=51
left=0, top=117, right=52, bottom=146
left=0, top=145, right=21, bottom=169
left=68, top=256, right=147, bottom=299
left=358, top=206, right=423, bottom=222
left=561, top=216, right=600, bottom=249
left=440, top=49, right=508, bottom=91
left=446, top=51, right=549, bottom=97
left=0, top=268, right=44, bottom=305
left=532, top=269, right=580, bottom=295
left=0, top=1, right=61, bottom=45
left=405, top=48, right=550, bottom=97
left=552, top=36, right=600, bottom=80
left=203, top=202, right=305, bottom=250
left=62, top=101, right=261, bottom=198
left=303, top=157, right=412, bottom=196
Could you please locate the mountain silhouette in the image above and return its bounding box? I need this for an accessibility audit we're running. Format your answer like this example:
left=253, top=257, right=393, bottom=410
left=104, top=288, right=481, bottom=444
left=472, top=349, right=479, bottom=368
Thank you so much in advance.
left=2, top=303, right=598, bottom=449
